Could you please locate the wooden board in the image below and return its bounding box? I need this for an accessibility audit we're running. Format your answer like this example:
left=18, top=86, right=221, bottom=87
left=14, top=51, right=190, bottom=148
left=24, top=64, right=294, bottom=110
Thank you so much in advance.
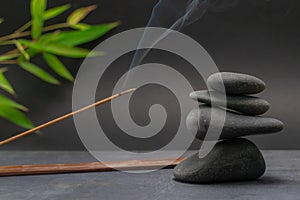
left=0, top=157, right=185, bottom=177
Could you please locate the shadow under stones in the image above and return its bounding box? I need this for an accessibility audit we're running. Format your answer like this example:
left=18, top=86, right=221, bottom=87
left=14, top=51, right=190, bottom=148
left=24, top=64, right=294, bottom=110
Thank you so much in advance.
left=172, top=176, right=284, bottom=186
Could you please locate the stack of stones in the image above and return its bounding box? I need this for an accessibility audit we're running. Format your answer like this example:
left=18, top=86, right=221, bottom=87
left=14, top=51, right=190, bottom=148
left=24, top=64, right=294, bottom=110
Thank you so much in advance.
left=173, top=72, right=284, bottom=183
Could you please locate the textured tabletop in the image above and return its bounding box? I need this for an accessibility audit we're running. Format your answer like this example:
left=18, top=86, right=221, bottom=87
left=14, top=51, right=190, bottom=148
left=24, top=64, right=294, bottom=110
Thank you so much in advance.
left=0, top=150, right=299, bottom=200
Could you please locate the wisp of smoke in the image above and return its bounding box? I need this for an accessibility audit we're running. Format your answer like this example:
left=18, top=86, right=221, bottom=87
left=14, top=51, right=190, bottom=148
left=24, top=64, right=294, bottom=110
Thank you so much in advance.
left=120, top=0, right=211, bottom=89
left=127, top=0, right=210, bottom=71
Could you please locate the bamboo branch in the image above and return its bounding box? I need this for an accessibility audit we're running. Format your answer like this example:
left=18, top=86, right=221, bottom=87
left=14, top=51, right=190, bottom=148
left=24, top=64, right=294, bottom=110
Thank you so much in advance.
left=0, top=60, right=18, bottom=64
left=0, top=23, right=70, bottom=42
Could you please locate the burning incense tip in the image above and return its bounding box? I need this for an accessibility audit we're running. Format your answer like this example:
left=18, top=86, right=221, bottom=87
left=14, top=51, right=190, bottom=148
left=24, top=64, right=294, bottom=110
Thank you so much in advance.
left=0, top=88, right=136, bottom=146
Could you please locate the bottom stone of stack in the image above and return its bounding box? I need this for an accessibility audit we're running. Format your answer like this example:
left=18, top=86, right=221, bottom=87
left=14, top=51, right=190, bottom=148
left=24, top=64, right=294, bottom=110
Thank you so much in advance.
left=173, top=138, right=265, bottom=183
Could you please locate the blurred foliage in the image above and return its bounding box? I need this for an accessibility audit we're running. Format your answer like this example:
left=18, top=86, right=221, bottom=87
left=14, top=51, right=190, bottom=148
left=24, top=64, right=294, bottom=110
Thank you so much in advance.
left=0, top=0, right=119, bottom=129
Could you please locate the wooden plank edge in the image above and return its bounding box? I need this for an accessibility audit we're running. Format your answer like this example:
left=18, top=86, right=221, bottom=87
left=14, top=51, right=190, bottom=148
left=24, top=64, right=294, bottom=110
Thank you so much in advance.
left=0, top=157, right=185, bottom=177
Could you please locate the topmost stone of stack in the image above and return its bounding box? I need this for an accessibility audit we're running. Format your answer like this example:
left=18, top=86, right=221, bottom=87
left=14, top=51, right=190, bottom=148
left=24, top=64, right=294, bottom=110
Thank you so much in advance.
left=207, top=72, right=266, bottom=95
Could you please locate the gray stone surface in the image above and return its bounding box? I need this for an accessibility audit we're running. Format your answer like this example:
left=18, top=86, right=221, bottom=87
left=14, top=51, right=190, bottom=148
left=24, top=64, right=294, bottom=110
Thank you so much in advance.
left=0, top=150, right=299, bottom=200
left=190, top=90, right=270, bottom=115
left=173, top=138, right=265, bottom=183
left=207, top=72, right=266, bottom=94
left=186, top=105, right=284, bottom=140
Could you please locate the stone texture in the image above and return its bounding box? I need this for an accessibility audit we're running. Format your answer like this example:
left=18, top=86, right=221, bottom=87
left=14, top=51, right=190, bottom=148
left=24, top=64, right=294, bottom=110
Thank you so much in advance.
left=190, top=90, right=270, bottom=115
left=173, top=138, right=266, bottom=183
left=186, top=105, right=284, bottom=140
left=207, top=72, right=266, bottom=94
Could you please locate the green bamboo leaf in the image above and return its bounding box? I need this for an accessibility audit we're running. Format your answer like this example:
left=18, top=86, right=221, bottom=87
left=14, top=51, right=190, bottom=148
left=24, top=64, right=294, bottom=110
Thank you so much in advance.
left=43, top=53, right=74, bottom=81
left=41, top=43, right=102, bottom=58
left=31, top=0, right=47, bottom=39
left=19, top=39, right=102, bottom=58
left=0, top=94, right=28, bottom=111
left=44, top=4, right=70, bottom=20
left=0, top=69, right=15, bottom=95
left=15, top=4, right=70, bottom=33
left=19, top=61, right=60, bottom=85
left=0, top=18, right=4, bottom=24
left=0, top=106, right=34, bottom=129
left=39, top=30, right=61, bottom=44
left=47, top=22, right=119, bottom=46
left=0, top=54, right=20, bottom=62
left=67, top=5, right=97, bottom=25
left=25, top=48, right=39, bottom=58
left=71, top=23, right=91, bottom=30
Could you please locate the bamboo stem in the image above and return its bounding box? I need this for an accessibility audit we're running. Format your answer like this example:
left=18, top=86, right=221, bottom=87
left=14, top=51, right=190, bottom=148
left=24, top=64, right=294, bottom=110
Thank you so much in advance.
left=14, top=21, right=31, bottom=33
left=2, top=48, right=20, bottom=55
left=0, top=88, right=136, bottom=146
left=0, top=23, right=70, bottom=43
left=0, top=60, right=18, bottom=64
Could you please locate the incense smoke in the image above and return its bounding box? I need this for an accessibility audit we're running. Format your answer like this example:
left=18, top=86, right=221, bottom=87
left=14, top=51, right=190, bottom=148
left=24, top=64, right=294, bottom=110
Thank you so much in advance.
left=123, top=0, right=210, bottom=86
left=123, top=0, right=241, bottom=87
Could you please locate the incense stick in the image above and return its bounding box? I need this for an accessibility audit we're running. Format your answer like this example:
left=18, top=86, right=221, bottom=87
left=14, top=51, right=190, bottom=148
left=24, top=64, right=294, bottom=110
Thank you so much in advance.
left=0, top=88, right=136, bottom=146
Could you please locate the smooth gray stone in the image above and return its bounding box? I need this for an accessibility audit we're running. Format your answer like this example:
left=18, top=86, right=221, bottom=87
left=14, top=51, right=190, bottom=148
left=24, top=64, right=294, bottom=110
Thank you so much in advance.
left=207, top=72, right=266, bottom=94
left=186, top=105, right=284, bottom=140
left=173, top=138, right=266, bottom=183
left=190, top=90, right=270, bottom=115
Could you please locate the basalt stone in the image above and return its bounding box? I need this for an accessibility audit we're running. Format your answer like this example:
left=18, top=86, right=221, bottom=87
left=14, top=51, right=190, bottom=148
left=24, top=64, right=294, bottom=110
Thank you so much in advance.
left=207, top=72, right=266, bottom=95
left=186, top=105, right=284, bottom=140
left=173, top=138, right=266, bottom=183
left=190, top=90, right=270, bottom=115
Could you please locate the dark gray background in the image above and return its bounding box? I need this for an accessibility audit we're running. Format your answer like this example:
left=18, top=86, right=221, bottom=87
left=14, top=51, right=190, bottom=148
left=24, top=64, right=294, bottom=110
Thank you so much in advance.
left=0, top=0, right=299, bottom=150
